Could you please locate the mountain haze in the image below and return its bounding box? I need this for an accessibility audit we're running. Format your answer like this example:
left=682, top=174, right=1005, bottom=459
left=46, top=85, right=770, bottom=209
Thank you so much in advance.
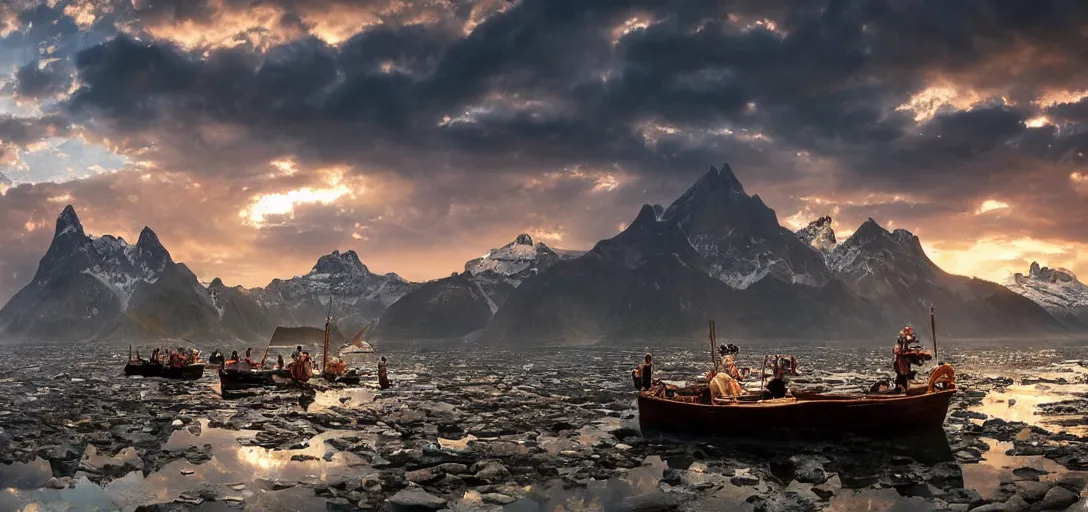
left=0, top=163, right=1073, bottom=345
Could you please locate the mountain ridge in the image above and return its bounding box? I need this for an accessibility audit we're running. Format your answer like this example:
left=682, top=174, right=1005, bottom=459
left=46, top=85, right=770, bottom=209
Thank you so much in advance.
left=0, top=162, right=1076, bottom=344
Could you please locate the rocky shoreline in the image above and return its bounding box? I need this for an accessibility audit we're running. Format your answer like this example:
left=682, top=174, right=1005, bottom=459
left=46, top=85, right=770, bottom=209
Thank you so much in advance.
left=0, top=347, right=1086, bottom=511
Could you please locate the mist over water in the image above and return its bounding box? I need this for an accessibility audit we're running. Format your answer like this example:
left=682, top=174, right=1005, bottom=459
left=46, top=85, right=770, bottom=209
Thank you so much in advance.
left=0, top=337, right=1085, bottom=511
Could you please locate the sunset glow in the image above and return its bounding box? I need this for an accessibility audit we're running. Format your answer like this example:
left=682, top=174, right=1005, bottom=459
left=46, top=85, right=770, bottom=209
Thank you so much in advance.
left=0, top=0, right=1086, bottom=303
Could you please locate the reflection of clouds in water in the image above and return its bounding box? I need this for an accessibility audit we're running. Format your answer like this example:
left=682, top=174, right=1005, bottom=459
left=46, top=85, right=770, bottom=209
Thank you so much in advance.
left=961, top=438, right=1077, bottom=501
left=827, top=488, right=935, bottom=511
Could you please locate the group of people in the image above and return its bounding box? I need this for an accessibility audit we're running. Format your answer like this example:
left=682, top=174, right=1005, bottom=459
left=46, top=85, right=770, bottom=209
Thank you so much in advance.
left=135, top=347, right=201, bottom=368
left=220, top=344, right=391, bottom=388
left=634, top=324, right=936, bottom=403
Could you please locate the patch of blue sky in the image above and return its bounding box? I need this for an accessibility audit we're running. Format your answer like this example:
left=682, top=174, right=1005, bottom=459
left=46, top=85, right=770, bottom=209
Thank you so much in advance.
left=2, top=136, right=128, bottom=185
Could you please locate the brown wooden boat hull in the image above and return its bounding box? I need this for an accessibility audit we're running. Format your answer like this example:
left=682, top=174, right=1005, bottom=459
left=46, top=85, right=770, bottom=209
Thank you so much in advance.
left=638, top=388, right=955, bottom=438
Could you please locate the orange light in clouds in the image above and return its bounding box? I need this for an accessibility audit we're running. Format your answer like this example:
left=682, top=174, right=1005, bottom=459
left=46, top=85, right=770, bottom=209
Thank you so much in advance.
left=1073, top=172, right=1088, bottom=195
left=240, top=166, right=357, bottom=226
left=975, top=199, right=1010, bottom=214
left=1025, top=116, right=1051, bottom=128
left=896, top=85, right=986, bottom=122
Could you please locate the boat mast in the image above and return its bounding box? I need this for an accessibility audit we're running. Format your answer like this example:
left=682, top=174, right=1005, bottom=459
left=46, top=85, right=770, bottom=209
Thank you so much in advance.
left=708, top=320, right=718, bottom=375
left=323, top=293, right=333, bottom=373
left=930, top=305, right=938, bottom=364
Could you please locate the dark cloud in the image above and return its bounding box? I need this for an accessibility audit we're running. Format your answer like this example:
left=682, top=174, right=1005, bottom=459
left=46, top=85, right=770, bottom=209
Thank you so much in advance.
left=11, top=58, right=74, bottom=100
left=3, top=0, right=1088, bottom=297
left=0, top=115, right=71, bottom=164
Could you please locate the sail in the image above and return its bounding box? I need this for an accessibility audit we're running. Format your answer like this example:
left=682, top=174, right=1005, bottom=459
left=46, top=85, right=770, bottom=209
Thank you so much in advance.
left=351, top=320, right=374, bottom=348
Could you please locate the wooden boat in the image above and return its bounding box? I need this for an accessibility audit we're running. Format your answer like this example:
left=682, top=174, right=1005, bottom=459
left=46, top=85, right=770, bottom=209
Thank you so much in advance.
left=123, top=345, right=205, bottom=380
left=207, top=351, right=225, bottom=368
left=638, top=379, right=956, bottom=437
left=124, top=361, right=205, bottom=380
left=339, top=321, right=375, bottom=355
left=316, top=295, right=365, bottom=386
left=638, top=312, right=956, bottom=438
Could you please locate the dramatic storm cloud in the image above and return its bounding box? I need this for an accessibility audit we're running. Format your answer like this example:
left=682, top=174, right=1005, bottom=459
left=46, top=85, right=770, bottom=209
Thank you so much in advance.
left=1, top=0, right=1088, bottom=303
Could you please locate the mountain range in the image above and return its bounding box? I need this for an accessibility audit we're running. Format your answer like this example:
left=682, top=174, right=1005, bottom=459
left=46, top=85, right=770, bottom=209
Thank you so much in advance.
left=0, top=163, right=1079, bottom=345
left=1004, top=262, right=1088, bottom=327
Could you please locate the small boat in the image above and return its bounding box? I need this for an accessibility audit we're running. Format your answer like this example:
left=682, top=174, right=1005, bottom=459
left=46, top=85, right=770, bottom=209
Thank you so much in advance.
left=124, top=361, right=205, bottom=380
left=123, top=346, right=205, bottom=380
left=318, top=298, right=364, bottom=385
left=638, top=312, right=957, bottom=438
left=207, top=351, right=225, bottom=368
left=638, top=379, right=956, bottom=437
left=339, top=321, right=375, bottom=355
left=218, top=358, right=313, bottom=391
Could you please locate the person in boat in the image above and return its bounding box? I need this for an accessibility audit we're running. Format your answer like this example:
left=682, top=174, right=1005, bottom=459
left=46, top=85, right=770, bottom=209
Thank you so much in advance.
left=275, top=354, right=285, bottom=370
left=893, top=326, right=932, bottom=392
left=632, top=353, right=653, bottom=390
left=378, top=356, right=391, bottom=389
left=764, top=355, right=798, bottom=399
left=709, top=353, right=745, bottom=402
left=225, top=350, right=240, bottom=369
left=243, top=348, right=255, bottom=367
left=292, top=345, right=303, bottom=362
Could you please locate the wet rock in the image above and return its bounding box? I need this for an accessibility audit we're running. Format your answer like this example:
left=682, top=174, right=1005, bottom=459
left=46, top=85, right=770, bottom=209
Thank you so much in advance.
left=406, top=466, right=445, bottom=484
left=1014, top=481, right=1051, bottom=502
left=730, top=474, right=760, bottom=486
left=387, top=488, right=447, bottom=511
left=1004, top=495, right=1030, bottom=512
left=615, top=491, right=681, bottom=512
left=1035, top=486, right=1078, bottom=510
left=471, top=461, right=510, bottom=484
left=944, top=488, right=984, bottom=506
left=480, top=493, right=516, bottom=505
left=1011, top=467, right=1049, bottom=481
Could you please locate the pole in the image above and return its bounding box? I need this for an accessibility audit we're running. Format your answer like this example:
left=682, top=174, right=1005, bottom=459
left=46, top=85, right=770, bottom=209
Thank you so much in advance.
left=323, top=294, right=333, bottom=373
left=930, top=305, right=938, bottom=364
left=708, top=320, right=718, bottom=374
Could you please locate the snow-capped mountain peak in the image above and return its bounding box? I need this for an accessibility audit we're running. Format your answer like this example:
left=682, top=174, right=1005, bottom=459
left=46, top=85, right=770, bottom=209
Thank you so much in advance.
left=55, top=204, right=85, bottom=238
left=311, top=249, right=370, bottom=277
left=464, top=234, right=559, bottom=277
left=1005, top=261, right=1088, bottom=323
left=659, top=162, right=830, bottom=289
left=795, top=216, right=837, bottom=252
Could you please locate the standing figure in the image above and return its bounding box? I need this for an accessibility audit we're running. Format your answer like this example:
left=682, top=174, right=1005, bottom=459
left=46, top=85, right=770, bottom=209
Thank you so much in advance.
left=378, top=356, right=391, bottom=389
left=893, top=326, right=932, bottom=392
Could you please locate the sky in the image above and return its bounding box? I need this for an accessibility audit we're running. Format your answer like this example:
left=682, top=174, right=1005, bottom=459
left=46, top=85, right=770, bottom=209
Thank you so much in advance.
left=1, top=0, right=1088, bottom=304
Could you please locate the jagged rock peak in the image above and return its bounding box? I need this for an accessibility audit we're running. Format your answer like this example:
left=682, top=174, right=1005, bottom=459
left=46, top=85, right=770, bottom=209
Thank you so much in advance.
left=694, top=163, right=746, bottom=195
left=514, top=234, right=534, bottom=246
left=633, top=203, right=662, bottom=225
left=312, top=249, right=368, bottom=275
left=1025, top=261, right=1078, bottom=283
left=851, top=217, right=889, bottom=238
left=796, top=215, right=837, bottom=251
left=136, top=226, right=170, bottom=256
left=209, top=277, right=225, bottom=288
left=54, top=204, right=85, bottom=238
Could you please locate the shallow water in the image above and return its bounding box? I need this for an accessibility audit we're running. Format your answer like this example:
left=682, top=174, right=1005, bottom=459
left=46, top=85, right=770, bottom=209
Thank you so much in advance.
left=0, top=338, right=1086, bottom=511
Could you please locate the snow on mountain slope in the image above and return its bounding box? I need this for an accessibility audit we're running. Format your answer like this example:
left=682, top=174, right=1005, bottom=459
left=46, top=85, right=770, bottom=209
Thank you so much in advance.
left=1005, top=262, right=1088, bottom=323
left=0, top=205, right=226, bottom=341
left=795, top=216, right=837, bottom=253
left=464, top=234, right=569, bottom=282
left=251, top=250, right=416, bottom=333
left=661, top=164, right=833, bottom=289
